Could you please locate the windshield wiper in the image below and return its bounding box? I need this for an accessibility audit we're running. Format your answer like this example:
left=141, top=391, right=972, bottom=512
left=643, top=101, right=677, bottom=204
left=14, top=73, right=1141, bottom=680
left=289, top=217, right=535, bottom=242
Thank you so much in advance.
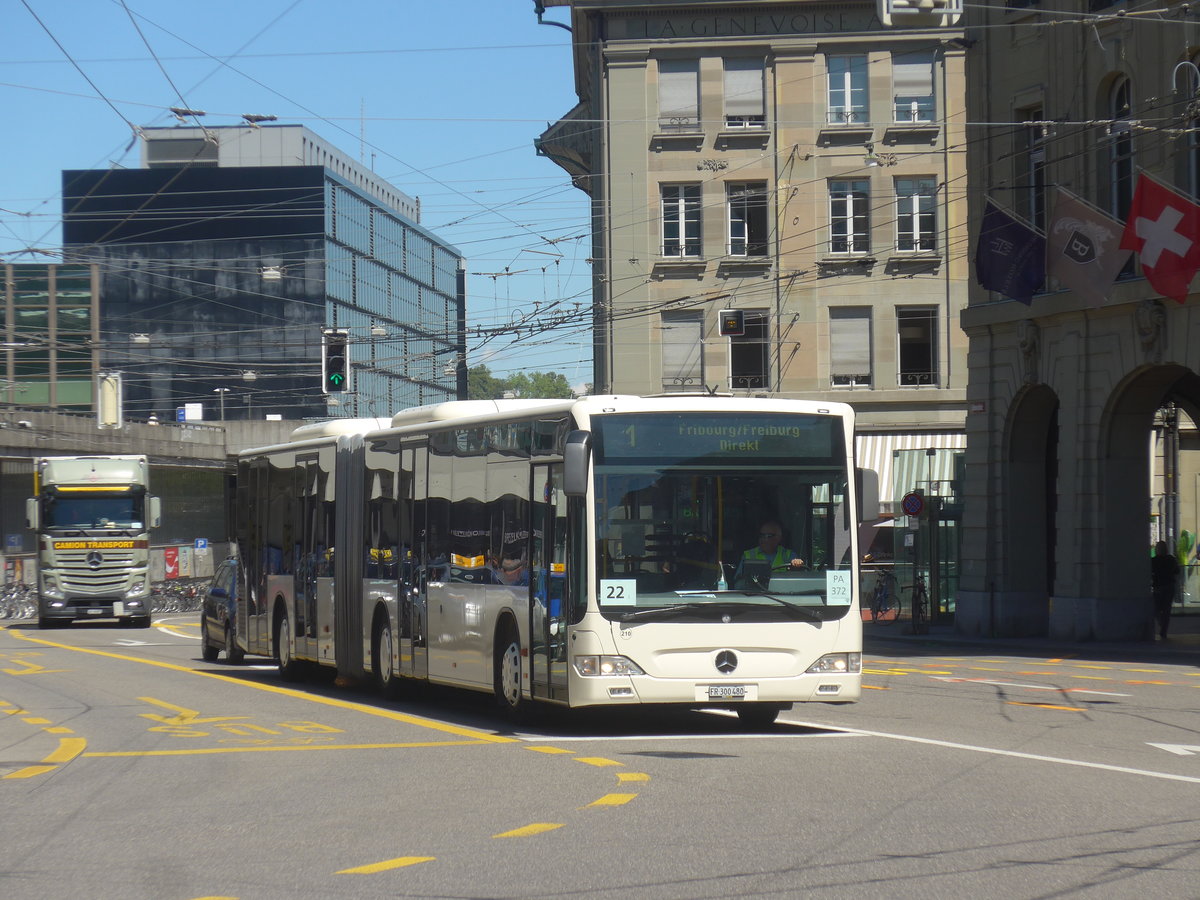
left=615, top=601, right=742, bottom=623
left=725, top=590, right=824, bottom=622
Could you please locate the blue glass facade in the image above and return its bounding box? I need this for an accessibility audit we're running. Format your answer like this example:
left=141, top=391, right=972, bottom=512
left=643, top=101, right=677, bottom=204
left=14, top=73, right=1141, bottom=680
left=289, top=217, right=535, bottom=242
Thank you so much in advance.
left=62, top=164, right=465, bottom=422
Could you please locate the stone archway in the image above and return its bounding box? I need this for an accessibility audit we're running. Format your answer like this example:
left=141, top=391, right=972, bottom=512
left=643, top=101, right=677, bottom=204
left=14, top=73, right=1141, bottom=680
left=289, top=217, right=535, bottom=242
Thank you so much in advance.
left=1094, top=364, right=1196, bottom=639
left=1000, top=383, right=1059, bottom=637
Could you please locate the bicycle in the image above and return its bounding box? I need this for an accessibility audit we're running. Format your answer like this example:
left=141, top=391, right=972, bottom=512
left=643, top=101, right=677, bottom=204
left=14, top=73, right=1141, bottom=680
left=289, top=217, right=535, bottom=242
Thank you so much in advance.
left=868, top=569, right=898, bottom=623
left=905, top=572, right=929, bottom=635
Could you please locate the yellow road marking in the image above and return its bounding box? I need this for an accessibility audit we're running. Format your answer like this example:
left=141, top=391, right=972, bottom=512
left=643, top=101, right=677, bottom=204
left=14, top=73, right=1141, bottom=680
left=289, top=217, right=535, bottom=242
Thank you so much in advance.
left=1127, top=680, right=1172, bottom=686
left=574, top=756, right=622, bottom=767
left=21, top=717, right=51, bottom=725
left=586, top=793, right=637, bottom=807
left=44, top=737, right=86, bottom=764
left=337, top=856, right=435, bottom=874
left=4, top=765, right=58, bottom=779
left=617, top=772, right=649, bottom=783
left=138, top=697, right=249, bottom=726
left=1067, top=675, right=1111, bottom=681
left=862, top=684, right=888, bottom=690
left=45, top=726, right=74, bottom=734
left=7, top=630, right=517, bottom=744
left=1007, top=701, right=1085, bottom=712
left=84, top=740, right=492, bottom=758
left=493, top=823, right=564, bottom=838
left=525, top=745, right=574, bottom=755
left=3, top=659, right=66, bottom=676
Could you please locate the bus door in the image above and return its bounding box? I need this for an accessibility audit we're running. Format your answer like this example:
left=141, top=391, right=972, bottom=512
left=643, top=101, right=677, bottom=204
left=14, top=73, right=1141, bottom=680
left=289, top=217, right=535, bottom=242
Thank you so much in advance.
left=530, top=464, right=569, bottom=701
left=399, top=442, right=428, bottom=680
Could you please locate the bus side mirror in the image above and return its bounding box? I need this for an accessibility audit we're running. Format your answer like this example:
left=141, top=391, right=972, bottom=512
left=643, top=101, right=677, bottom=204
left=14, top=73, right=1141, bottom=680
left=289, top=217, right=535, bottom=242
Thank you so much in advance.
left=856, top=467, right=879, bottom=522
left=149, top=496, right=162, bottom=529
left=25, top=498, right=39, bottom=531
left=564, top=430, right=591, bottom=497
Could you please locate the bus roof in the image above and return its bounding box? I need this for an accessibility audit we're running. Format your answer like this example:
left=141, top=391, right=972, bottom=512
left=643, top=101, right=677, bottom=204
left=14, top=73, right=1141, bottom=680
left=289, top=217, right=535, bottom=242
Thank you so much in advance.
left=388, top=399, right=574, bottom=428
left=288, top=418, right=392, bottom=441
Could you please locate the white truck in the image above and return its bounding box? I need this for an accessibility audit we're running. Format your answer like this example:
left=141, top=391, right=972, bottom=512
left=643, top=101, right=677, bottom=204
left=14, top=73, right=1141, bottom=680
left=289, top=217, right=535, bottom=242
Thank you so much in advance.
left=26, top=455, right=161, bottom=629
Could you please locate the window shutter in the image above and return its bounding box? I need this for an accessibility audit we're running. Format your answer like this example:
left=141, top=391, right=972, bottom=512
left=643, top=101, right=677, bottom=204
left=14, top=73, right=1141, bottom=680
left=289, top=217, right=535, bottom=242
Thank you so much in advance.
left=662, top=313, right=703, bottom=387
left=724, top=59, right=763, bottom=116
left=893, top=52, right=933, bottom=96
left=659, top=60, right=699, bottom=123
left=830, top=310, right=872, bottom=377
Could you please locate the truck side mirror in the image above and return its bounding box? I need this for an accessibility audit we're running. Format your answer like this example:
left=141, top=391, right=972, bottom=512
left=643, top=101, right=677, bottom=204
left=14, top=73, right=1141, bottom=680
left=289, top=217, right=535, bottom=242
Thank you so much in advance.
left=25, top=498, right=39, bottom=531
left=149, top=496, right=162, bottom=529
left=563, top=430, right=591, bottom=497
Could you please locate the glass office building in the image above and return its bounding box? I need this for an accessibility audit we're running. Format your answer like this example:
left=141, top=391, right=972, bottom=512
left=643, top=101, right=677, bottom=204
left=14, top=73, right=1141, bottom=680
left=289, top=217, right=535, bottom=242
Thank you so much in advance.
left=1, top=264, right=99, bottom=409
left=61, top=125, right=466, bottom=422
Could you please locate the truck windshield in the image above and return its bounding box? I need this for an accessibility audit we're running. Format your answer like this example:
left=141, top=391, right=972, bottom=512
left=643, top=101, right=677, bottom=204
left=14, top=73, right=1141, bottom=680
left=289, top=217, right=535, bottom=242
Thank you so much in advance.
left=591, top=412, right=853, bottom=622
left=43, top=491, right=145, bottom=530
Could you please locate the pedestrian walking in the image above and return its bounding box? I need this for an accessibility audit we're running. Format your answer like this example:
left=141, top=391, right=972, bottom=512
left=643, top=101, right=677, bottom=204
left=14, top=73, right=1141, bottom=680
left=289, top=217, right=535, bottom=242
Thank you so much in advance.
left=1151, top=540, right=1180, bottom=640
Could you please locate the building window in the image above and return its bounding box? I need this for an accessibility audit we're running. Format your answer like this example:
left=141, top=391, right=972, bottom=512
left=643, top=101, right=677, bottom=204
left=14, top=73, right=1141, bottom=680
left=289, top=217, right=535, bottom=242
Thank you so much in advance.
left=661, top=184, right=702, bottom=257
left=730, top=311, right=769, bottom=389
left=724, top=58, right=765, bottom=128
left=830, top=308, right=872, bottom=387
left=897, top=307, right=938, bottom=387
left=829, top=180, right=871, bottom=254
left=661, top=311, right=704, bottom=391
left=895, top=177, right=937, bottom=252
left=1108, top=77, right=1135, bottom=220
left=1107, top=77, right=1135, bottom=276
left=892, top=50, right=935, bottom=123
left=828, top=55, right=868, bottom=124
left=727, top=183, right=769, bottom=256
left=658, top=59, right=699, bottom=132
left=1178, top=61, right=1200, bottom=199
left=1018, top=106, right=1048, bottom=233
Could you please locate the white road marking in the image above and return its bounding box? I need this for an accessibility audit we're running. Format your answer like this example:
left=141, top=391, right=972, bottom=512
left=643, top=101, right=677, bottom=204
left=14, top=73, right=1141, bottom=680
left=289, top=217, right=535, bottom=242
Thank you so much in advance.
left=930, top=676, right=1130, bottom=697
left=1147, top=743, right=1200, bottom=757
left=785, top=718, right=1200, bottom=784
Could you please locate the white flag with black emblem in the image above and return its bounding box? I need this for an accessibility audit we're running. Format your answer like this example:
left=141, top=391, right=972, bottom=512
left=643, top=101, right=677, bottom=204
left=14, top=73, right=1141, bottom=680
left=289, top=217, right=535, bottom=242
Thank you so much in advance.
left=1046, top=188, right=1130, bottom=307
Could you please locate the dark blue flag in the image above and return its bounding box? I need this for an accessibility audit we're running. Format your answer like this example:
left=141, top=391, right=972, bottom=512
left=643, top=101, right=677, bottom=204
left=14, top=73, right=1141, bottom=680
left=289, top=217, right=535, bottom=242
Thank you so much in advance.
left=975, top=199, right=1046, bottom=304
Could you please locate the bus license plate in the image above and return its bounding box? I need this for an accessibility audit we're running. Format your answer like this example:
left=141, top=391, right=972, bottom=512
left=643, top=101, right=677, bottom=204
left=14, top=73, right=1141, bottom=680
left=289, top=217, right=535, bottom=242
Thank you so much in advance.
left=87, top=608, right=104, bottom=615
left=708, top=685, right=746, bottom=700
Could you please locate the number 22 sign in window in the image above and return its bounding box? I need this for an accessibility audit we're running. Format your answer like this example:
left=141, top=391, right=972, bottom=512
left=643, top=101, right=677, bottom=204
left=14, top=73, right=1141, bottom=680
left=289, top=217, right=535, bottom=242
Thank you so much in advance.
left=599, top=580, right=638, bottom=606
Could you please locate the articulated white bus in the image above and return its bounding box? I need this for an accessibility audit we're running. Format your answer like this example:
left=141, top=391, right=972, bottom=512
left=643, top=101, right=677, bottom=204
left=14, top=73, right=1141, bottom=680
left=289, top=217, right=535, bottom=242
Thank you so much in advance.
left=234, top=395, right=875, bottom=726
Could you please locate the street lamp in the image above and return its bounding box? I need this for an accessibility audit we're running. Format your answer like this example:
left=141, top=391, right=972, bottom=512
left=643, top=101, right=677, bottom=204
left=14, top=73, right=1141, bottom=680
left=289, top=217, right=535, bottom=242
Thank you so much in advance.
left=214, top=387, right=230, bottom=420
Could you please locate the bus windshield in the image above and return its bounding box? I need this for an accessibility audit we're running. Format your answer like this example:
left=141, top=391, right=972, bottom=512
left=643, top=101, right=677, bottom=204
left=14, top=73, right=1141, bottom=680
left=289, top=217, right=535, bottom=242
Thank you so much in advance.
left=43, top=490, right=145, bottom=530
left=591, top=412, right=853, bottom=621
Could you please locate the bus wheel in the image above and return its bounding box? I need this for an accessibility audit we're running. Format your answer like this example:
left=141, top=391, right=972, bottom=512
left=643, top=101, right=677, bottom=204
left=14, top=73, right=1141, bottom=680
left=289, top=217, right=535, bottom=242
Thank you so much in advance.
left=225, top=624, right=244, bottom=665
left=735, top=704, right=782, bottom=730
left=275, top=612, right=303, bottom=681
left=493, top=622, right=524, bottom=718
left=373, top=615, right=398, bottom=697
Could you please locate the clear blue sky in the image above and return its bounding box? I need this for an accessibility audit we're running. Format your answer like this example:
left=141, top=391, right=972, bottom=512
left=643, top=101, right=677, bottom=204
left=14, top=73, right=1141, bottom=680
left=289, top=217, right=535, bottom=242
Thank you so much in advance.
left=0, top=0, right=592, bottom=386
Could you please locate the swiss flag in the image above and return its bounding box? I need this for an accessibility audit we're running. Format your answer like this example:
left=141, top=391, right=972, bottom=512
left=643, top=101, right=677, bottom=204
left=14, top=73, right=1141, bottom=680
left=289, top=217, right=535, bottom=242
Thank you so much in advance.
left=1120, top=174, right=1200, bottom=303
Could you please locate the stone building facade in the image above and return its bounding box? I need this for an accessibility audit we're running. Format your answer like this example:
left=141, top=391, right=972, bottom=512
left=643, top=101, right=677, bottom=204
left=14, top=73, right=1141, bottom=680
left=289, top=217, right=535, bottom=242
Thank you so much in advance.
left=959, top=2, right=1200, bottom=640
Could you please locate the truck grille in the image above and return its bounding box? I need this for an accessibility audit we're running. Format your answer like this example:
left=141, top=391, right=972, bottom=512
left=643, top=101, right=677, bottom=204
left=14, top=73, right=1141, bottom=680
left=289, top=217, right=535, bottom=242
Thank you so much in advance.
left=55, top=547, right=137, bottom=593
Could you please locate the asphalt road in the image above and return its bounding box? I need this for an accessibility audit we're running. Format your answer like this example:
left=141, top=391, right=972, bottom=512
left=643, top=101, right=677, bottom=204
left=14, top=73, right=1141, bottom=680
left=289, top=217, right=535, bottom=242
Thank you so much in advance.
left=2, top=616, right=1198, bottom=900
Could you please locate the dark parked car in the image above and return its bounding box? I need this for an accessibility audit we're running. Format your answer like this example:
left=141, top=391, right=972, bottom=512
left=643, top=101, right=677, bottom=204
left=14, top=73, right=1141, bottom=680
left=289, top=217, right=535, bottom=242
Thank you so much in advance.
left=201, top=558, right=244, bottom=664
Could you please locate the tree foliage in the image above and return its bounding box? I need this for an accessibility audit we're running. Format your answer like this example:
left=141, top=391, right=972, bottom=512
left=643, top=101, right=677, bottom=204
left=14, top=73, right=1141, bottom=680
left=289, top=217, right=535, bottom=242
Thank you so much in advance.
left=467, top=365, right=576, bottom=400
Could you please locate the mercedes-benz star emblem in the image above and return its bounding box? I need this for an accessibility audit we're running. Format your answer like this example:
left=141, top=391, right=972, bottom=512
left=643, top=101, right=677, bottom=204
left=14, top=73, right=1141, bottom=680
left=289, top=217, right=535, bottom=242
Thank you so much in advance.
left=86, top=550, right=104, bottom=569
left=714, top=650, right=738, bottom=674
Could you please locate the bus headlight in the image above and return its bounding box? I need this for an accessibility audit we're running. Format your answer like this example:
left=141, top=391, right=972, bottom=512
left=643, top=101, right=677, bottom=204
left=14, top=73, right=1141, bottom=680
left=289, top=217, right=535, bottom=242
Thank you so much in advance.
left=573, top=655, right=645, bottom=677
left=807, top=652, right=861, bottom=674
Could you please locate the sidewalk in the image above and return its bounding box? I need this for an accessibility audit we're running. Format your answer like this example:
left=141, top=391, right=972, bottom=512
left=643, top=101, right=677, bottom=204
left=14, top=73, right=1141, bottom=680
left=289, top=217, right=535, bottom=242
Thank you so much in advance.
left=863, top=610, right=1200, bottom=664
